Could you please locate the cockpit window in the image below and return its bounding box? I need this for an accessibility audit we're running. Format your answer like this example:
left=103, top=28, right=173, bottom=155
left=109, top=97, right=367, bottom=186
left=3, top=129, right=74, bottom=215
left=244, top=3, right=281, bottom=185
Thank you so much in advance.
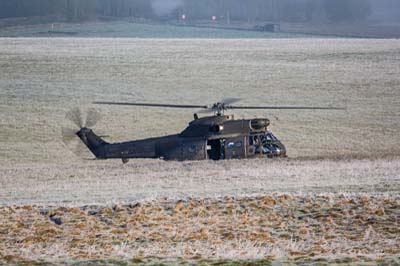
left=266, top=132, right=277, bottom=141
left=250, top=133, right=279, bottom=153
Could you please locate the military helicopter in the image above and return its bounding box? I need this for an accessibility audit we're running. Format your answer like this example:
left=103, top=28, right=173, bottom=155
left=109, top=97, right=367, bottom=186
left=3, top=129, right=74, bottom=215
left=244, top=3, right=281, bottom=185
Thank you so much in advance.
left=62, top=99, right=342, bottom=163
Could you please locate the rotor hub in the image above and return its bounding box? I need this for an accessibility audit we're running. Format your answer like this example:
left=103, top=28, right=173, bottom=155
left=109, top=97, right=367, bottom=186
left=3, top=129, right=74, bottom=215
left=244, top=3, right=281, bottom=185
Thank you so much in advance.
left=212, top=102, right=228, bottom=115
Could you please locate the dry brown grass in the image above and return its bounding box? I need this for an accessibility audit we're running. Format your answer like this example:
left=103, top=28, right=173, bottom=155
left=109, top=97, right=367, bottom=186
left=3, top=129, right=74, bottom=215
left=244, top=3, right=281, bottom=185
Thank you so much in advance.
left=0, top=194, right=399, bottom=262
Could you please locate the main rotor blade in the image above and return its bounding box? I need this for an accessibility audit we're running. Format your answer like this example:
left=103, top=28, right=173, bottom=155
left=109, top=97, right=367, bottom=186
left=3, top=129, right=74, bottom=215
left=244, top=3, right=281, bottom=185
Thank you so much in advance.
left=93, top=101, right=208, bottom=109
left=221, top=98, right=241, bottom=105
left=226, top=106, right=345, bottom=110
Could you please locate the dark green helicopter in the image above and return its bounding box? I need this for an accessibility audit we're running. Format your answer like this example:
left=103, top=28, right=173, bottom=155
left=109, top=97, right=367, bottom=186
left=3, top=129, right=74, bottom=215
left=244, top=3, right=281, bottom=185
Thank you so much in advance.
left=62, top=99, right=342, bottom=163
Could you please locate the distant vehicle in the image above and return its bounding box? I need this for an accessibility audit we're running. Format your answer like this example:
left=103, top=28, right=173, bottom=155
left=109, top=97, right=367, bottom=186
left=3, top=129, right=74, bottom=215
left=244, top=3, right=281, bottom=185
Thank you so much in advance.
left=63, top=99, right=342, bottom=163
left=254, top=23, right=280, bottom=32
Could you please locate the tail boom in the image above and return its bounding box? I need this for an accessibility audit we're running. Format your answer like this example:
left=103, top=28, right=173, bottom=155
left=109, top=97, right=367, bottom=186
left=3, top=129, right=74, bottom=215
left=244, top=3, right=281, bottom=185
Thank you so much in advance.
left=76, top=128, right=108, bottom=159
left=76, top=128, right=159, bottom=160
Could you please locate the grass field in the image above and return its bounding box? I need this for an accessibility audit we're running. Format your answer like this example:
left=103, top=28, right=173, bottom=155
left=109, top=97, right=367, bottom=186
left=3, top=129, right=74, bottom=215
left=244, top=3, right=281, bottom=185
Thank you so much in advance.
left=0, top=21, right=314, bottom=38
left=0, top=38, right=399, bottom=164
left=0, top=37, right=399, bottom=265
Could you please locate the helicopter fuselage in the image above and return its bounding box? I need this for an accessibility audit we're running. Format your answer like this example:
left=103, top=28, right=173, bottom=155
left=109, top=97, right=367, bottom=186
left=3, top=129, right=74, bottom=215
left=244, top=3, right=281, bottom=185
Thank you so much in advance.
left=77, top=114, right=286, bottom=162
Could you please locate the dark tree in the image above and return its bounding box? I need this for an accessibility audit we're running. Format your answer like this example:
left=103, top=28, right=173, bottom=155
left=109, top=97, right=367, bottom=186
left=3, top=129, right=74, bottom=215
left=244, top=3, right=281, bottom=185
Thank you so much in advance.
left=0, top=0, right=377, bottom=24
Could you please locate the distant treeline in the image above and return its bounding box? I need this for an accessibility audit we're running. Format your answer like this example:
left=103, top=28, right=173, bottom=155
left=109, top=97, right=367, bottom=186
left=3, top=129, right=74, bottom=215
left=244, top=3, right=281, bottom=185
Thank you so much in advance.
left=0, top=0, right=386, bottom=23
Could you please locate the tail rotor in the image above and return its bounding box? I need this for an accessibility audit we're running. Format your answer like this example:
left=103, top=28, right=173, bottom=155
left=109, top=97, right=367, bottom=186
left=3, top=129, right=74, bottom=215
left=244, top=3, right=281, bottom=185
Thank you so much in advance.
left=62, top=107, right=102, bottom=159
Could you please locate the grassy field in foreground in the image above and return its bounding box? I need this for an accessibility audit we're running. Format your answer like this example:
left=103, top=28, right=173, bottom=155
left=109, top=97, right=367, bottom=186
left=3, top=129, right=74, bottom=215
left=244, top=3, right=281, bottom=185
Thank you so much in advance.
left=0, top=157, right=399, bottom=265
left=1, top=158, right=399, bottom=206
left=1, top=194, right=399, bottom=264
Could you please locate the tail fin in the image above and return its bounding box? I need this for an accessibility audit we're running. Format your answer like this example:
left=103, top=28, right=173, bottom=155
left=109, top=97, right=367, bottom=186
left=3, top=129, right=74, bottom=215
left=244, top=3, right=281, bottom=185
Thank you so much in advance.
left=76, top=128, right=108, bottom=159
